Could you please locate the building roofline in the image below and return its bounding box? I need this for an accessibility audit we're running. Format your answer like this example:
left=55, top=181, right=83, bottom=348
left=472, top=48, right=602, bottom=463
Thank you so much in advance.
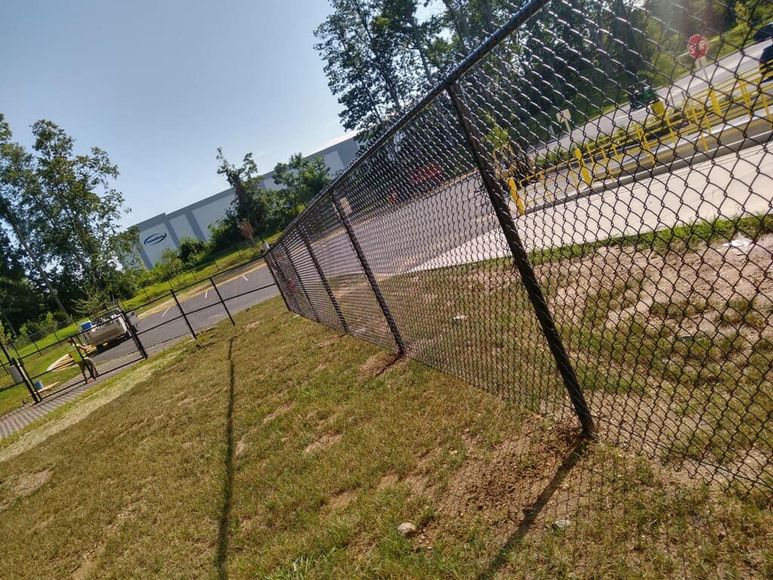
left=129, top=135, right=360, bottom=230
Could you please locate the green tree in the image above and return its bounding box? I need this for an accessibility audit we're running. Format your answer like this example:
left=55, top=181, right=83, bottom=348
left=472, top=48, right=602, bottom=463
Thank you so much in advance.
left=0, top=114, right=69, bottom=316
left=315, top=0, right=422, bottom=134
left=271, top=153, right=331, bottom=213
left=28, top=120, right=128, bottom=290
left=216, top=148, right=271, bottom=241
left=1, top=114, right=131, bottom=316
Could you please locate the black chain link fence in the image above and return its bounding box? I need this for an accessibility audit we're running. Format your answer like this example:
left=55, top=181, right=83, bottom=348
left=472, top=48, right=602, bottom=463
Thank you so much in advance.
left=266, top=0, right=771, bottom=496
left=0, top=255, right=279, bottom=425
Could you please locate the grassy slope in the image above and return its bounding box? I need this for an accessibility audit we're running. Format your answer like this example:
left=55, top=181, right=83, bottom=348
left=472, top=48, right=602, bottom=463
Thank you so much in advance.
left=0, top=297, right=769, bottom=578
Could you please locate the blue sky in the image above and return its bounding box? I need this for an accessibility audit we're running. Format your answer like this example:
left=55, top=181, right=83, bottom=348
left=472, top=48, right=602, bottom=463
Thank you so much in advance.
left=0, top=0, right=349, bottom=227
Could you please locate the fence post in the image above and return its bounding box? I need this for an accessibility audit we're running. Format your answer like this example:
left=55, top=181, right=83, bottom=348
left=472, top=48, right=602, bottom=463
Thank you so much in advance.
left=330, top=194, right=406, bottom=356
left=2, top=342, right=40, bottom=403
left=266, top=251, right=299, bottom=313
left=278, top=239, right=321, bottom=323
left=170, top=288, right=197, bottom=339
left=447, top=81, right=594, bottom=437
left=209, top=277, right=235, bottom=326
left=298, top=225, right=350, bottom=333
left=121, top=310, right=148, bottom=359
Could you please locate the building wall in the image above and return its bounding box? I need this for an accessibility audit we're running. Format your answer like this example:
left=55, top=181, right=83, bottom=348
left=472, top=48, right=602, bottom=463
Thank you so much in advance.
left=131, top=136, right=360, bottom=268
left=168, top=213, right=197, bottom=242
left=191, top=194, right=235, bottom=237
left=136, top=220, right=179, bottom=267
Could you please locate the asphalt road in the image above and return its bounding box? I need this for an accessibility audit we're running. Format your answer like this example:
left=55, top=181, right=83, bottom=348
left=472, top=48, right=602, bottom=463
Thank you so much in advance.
left=540, top=41, right=768, bottom=155
left=290, top=115, right=771, bottom=281
left=92, top=263, right=278, bottom=364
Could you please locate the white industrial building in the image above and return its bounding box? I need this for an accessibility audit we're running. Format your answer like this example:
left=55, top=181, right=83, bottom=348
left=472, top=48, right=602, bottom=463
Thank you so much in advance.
left=130, top=136, right=360, bottom=268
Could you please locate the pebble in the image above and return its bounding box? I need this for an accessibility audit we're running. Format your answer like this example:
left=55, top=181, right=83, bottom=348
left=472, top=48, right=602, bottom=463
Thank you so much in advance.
left=552, top=518, right=571, bottom=531
left=397, top=522, right=418, bottom=537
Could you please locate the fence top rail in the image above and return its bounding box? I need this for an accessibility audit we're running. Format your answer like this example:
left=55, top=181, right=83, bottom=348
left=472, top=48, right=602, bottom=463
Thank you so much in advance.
left=267, top=0, right=551, bottom=254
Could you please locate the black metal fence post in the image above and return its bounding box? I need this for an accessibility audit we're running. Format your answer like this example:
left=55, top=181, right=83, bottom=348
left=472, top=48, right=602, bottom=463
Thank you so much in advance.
left=170, top=288, right=197, bottom=339
left=330, top=194, right=406, bottom=356
left=266, top=252, right=299, bottom=313
left=2, top=342, right=41, bottom=403
left=210, top=277, right=236, bottom=326
left=447, top=81, right=594, bottom=437
left=121, top=310, right=148, bottom=359
left=278, top=238, right=321, bottom=323
left=298, top=224, right=349, bottom=333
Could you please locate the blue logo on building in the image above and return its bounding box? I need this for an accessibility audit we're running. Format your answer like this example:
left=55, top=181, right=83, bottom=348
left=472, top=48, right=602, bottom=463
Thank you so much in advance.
left=143, top=232, right=168, bottom=246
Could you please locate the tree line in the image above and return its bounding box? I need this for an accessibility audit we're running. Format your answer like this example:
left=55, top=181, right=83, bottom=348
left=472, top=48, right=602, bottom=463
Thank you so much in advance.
left=314, top=0, right=770, bottom=138
left=0, top=109, right=331, bottom=341
left=0, top=114, right=134, bottom=338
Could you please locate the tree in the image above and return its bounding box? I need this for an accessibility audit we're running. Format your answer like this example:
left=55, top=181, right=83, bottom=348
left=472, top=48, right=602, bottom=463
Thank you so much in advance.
left=315, top=0, right=425, bottom=135
left=216, top=148, right=271, bottom=241
left=28, top=120, right=128, bottom=291
left=0, top=114, right=69, bottom=316
left=271, top=154, right=331, bottom=212
left=1, top=114, right=132, bottom=317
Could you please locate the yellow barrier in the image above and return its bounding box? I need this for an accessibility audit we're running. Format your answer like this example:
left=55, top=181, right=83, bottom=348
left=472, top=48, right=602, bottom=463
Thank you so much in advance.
left=492, top=65, right=770, bottom=215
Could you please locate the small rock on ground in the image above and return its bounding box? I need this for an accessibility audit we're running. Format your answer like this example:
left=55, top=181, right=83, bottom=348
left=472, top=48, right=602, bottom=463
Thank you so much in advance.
left=397, top=522, right=417, bottom=537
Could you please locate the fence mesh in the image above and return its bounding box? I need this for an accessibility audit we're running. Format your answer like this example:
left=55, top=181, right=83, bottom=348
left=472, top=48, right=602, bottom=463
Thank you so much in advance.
left=267, top=0, right=771, bottom=497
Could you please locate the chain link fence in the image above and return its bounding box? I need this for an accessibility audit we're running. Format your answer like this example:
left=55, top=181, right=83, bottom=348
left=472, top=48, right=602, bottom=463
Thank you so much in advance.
left=266, top=0, right=772, bottom=496
left=0, top=255, right=279, bottom=426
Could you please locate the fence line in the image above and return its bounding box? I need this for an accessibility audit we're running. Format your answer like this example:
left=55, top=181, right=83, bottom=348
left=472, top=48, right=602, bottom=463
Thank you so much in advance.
left=0, top=254, right=278, bottom=417
left=266, top=0, right=772, bottom=494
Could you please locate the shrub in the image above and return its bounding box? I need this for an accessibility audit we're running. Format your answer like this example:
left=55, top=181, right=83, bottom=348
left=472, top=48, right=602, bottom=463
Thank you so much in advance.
left=178, top=237, right=207, bottom=267
left=154, top=249, right=184, bottom=281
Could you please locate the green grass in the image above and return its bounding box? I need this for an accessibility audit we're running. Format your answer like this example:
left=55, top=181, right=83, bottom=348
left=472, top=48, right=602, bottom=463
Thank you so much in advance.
left=0, top=298, right=768, bottom=577
left=529, top=213, right=773, bottom=266
left=121, top=240, right=269, bottom=312
left=0, top=342, right=86, bottom=416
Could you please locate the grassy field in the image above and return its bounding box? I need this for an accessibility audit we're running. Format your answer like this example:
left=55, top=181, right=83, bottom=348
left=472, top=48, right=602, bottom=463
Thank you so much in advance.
left=0, top=297, right=769, bottom=578
left=0, top=343, right=86, bottom=416
left=121, top=242, right=264, bottom=312
left=122, top=232, right=282, bottom=312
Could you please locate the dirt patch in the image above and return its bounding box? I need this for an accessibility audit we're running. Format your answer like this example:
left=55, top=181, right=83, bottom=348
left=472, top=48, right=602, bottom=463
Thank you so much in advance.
left=14, top=469, right=52, bottom=498
left=471, top=268, right=519, bottom=293
left=377, top=472, right=399, bottom=490
left=542, top=235, right=773, bottom=341
left=403, top=474, right=429, bottom=495
left=176, top=396, right=195, bottom=407
left=530, top=235, right=773, bottom=477
left=244, top=321, right=261, bottom=330
left=423, top=419, right=580, bottom=543
left=359, top=352, right=401, bottom=378
left=303, top=433, right=342, bottom=454
left=326, top=489, right=357, bottom=512
left=262, top=402, right=294, bottom=425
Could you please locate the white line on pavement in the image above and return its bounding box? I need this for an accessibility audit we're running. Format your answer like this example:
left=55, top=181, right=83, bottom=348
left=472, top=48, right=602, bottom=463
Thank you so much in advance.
left=161, top=306, right=170, bottom=318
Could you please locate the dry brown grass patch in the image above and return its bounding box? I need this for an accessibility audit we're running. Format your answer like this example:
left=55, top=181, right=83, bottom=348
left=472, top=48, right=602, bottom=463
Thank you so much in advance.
left=262, top=402, right=294, bottom=424
left=303, top=432, right=342, bottom=454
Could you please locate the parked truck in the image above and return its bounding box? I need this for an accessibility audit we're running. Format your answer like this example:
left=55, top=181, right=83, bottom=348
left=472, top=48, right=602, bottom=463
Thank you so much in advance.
left=82, top=309, right=137, bottom=351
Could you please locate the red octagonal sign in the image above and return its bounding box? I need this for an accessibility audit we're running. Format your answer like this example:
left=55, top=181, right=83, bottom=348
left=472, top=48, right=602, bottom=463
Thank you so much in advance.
left=688, top=34, right=709, bottom=59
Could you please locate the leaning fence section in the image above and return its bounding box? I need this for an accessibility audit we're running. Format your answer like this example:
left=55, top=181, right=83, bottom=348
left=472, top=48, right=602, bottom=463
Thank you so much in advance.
left=267, top=0, right=772, bottom=495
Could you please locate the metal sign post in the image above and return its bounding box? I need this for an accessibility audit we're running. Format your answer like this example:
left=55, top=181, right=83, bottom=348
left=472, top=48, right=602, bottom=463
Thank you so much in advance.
left=688, top=34, right=711, bottom=85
